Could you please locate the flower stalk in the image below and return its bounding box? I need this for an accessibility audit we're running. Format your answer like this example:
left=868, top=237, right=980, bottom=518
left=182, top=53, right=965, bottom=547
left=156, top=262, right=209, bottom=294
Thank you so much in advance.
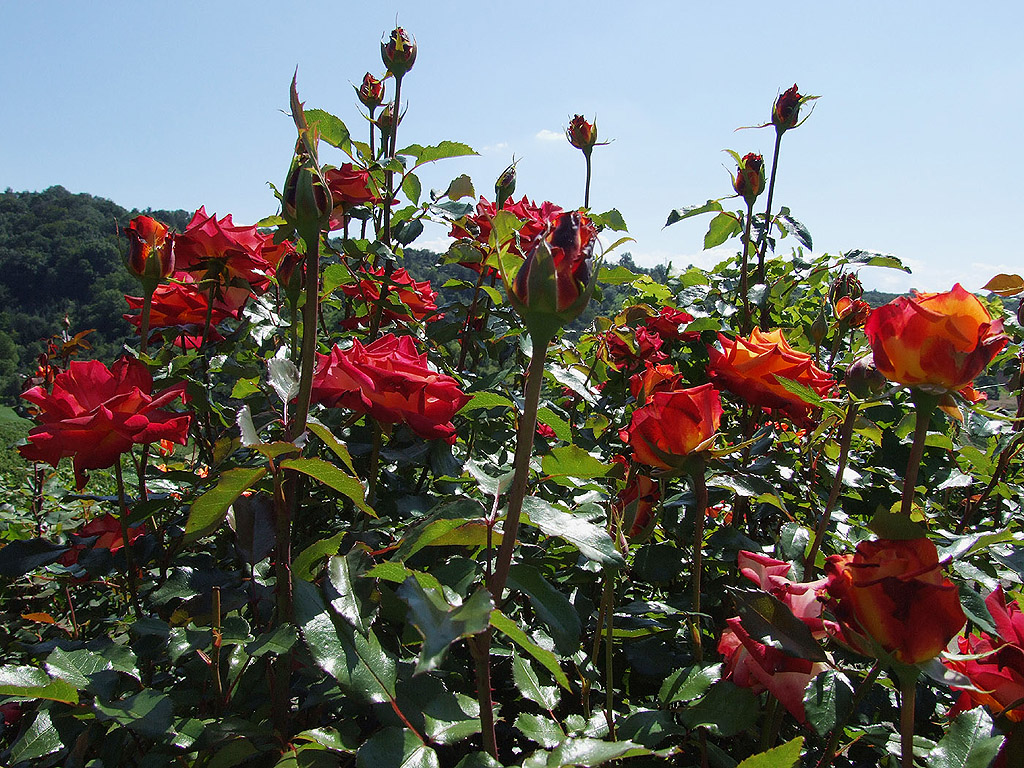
left=900, top=392, right=937, bottom=516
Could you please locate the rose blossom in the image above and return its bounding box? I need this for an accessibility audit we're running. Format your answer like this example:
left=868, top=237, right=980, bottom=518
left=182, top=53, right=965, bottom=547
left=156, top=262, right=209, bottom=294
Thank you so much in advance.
left=325, top=164, right=380, bottom=230
left=449, top=196, right=563, bottom=275
left=59, top=514, right=148, bottom=568
left=629, top=363, right=685, bottom=404
left=864, top=283, right=1009, bottom=392
left=19, top=357, right=191, bottom=489
left=822, top=537, right=966, bottom=664
left=708, top=327, right=834, bottom=426
left=621, top=383, right=722, bottom=471
left=311, top=334, right=470, bottom=444
left=738, top=550, right=834, bottom=638
left=125, top=215, right=174, bottom=283
left=339, top=267, right=439, bottom=325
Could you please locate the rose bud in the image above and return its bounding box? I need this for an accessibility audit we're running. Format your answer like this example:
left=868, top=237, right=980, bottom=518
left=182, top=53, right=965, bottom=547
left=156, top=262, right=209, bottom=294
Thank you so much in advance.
left=509, top=211, right=598, bottom=342
left=566, top=115, right=598, bottom=156
left=834, top=296, right=870, bottom=328
left=282, top=138, right=332, bottom=232
left=732, top=152, right=765, bottom=207
left=356, top=72, right=385, bottom=110
left=125, top=215, right=174, bottom=286
left=829, top=272, right=864, bottom=304
left=495, top=160, right=517, bottom=210
left=381, top=27, right=417, bottom=77
left=807, top=309, right=828, bottom=345
left=376, top=102, right=400, bottom=137
left=844, top=354, right=887, bottom=399
left=773, top=84, right=803, bottom=132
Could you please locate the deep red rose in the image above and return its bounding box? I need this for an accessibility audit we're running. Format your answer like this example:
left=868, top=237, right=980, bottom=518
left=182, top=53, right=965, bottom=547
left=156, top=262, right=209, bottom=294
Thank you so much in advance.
left=645, top=306, right=697, bottom=343
left=449, top=196, right=564, bottom=275
left=125, top=215, right=174, bottom=283
left=708, top=327, right=834, bottom=426
left=381, top=27, right=417, bottom=77
left=358, top=72, right=385, bottom=110
left=773, top=84, right=803, bottom=131
left=339, top=267, right=439, bottom=325
left=719, top=617, right=824, bottom=723
left=629, top=363, right=684, bottom=404
left=946, top=587, right=1024, bottom=722
left=603, top=326, right=667, bottom=374
left=566, top=115, right=598, bottom=154
left=535, top=422, right=557, bottom=440
left=864, top=283, right=1009, bottom=392
left=325, top=164, right=381, bottom=230
left=19, top=357, right=191, bottom=489
left=621, top=383, right=722, bottom=471
left=822, top=538, right=966, bottom=664
left=59, top=513, right=148, bottom=567
left=732, top=152, right=765, bottom=206
left=311, top=334, right=470, bottom=444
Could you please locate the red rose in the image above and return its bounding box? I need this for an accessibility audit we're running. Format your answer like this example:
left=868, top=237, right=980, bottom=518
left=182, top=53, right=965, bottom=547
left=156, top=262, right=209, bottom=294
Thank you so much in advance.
left=566, top=115, right=598, bottom=155
left=718, top=618, right=824, bottom=723
left=19, top=357, right=191, bottom=489
left=834, top=296, right=871, bottom=328
left=864, top=283, right=1009, bottom=392
left=357, top=73, right=385, bottom=110
left=946, top=587, right=1024, bottom=722
left=629, top=363, right=684, bottom=403
left=732, top=152, right=765, bottom=206
left=311, top=334, right=470, bottom=444
left=125, top=275, right=240, bottom=343
left=59, top=513, right=147, bottom=567
left=325, top=164, right=381, bottom=229
left=708, top=327, right=834, bottom=425
left=603, top=326, right=667, bottom=374
left=449, top=196, right=564, bottom=275
left=381, top=27, right=417, bottom=77
left=535, top=423, right=557, bottom=440
left=645, top=306, right=697, bottom=343
left=772, top=84, right=804, bottom=131
left=125, top=215, right=174, bottom=283
left=339, top=267, right=439, bottom=325
left=621, top=383, right=722, bottom=471
left=822, top=538, right=966, bottom=664
left=738, top=551, right=835, bottom=638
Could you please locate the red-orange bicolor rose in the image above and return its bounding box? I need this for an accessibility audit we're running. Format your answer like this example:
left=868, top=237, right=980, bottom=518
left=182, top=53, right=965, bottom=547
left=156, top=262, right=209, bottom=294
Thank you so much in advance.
left=310, top=334, right=470, bottom=444
left=946, top=587, right=1024, bottom=722
left=732, top=152, right=765, bottom=206
left=339, top=267, right=439, bottom=325
left=719, top=618, right=824, bottom=723
left=629, top=363, right=684, bottom=404
left=834, top=296, right=871, bottom=328
left=357, top=73, right=385, bottom=110
left=621, top=383, right=722, bottom=471
left=708, top=327, right=834, bottom=425
left=19, top=358, right=191, bottom=489
left=864, top=283, right=1009, bottom=392
left=566, top=115, right=598, bottom=155
left=125, top=215, right=174, bottom=283
left=822, top=538, right=966, bottom=664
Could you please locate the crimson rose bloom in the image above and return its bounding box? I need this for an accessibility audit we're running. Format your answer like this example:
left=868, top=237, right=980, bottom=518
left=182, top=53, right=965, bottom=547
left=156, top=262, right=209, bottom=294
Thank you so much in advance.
left=59, top=514, right=147, bottom=568
left=645, top=306, right=697, bottom=343
left=603, top=326, right=667, bottom=374
left=311, top=334, right=470, bottom=444
left=864, top=283, right=1009, bottom=392
left=125, top=215, right=174, bottom=283
left=773, top=84, right=804, bottom=131
left=732, top=153, right=765, bottom=206
left=19, top=357, right=191, bottom=489
left=339, top=267, right=438, bottom=325
left=621, top=383, right=722, bottom=471
left=708, top=327, right=834, bottom=425
left=566, top=115, right=598, bottom=155
left=325, top=164, right=380, bottom=230
left=945, top=587, right=1024, bottom=722
left=822, top=537, right=966, bottom=664
left=357, top=73, right=385, bottom=110
left=125, top=275, right=240, bottom=344
left=449, top=196, right=563, bottom=275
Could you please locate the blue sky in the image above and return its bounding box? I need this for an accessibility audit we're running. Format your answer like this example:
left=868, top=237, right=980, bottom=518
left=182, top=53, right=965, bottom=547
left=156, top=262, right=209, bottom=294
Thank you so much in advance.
left=3, top=1, right=1022, bottom=293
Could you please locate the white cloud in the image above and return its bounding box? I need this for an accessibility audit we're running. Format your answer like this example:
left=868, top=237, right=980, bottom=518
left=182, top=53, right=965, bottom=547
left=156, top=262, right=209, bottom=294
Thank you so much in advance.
left=482, top=142, right=510, bottom=154
left=535, top=129, right=563, bottom=142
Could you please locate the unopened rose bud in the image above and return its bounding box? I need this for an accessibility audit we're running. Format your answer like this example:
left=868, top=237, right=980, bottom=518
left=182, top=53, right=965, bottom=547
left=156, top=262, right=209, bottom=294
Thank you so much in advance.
left=495, top=160, right=517, bottom=210
left=835, top=297, right=871, bottom=328
left=376, top=102, right=400, bottom=137
left=566, top=115, right=598, bottom=156
left=732, top=153, right=765, bottom=207
left=773, top=84, right=808, bottom=133
left=829, top=272, right=864, bottom=304
left=808, top=309, right=828, bottom=345
left=845, top=354, right=887, bottom=399
left=356, top=72, right=385, bottom=110
left=283, top=138, right=332, bottom=232
left=381, top=27, right=417, bottom=78
left=125, top=215, right=174, bottom=286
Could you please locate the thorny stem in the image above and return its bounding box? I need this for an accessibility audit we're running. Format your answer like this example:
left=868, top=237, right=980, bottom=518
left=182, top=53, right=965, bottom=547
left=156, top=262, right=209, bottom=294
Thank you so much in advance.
left=469, top=632, right=497, bottom=759
left=689, top=465, right=709, bottom=661
left=114, top=462, right=142, bottom=621
left=583, top=152, right=592, bottom=209
left=900, top=394, right=938, bottom=516
left=457, top=268, right=490, bottom=370
left=64, top=583, right=79, bottom=639
left=212, top=586, right=224, bottom=709
left=816, top=663, right=881, bottom=768
left=806, top=401, right=860, bottom=574
left=739, top=202, right=755, bottom=335
left=898, top=669, right=917, bottom=768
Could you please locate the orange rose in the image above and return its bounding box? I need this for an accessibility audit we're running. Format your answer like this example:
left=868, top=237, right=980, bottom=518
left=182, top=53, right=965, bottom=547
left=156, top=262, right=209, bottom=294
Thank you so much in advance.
left=864, top=283, right=1009, bottom=392
left=708, top=328, right=834, bottom=425
left=822, top=538, right=965, bottom=664
left=621, top=383, right=722, bottom=471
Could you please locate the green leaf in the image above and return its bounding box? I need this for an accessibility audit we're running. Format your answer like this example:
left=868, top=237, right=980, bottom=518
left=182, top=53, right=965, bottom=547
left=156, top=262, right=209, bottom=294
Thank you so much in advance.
left=45, top=645, right=139, bottom=689
left=516, top=713, right=566, bottom=748
left=522, top=497, right=625, bottom=568
left=927, top=709, right=1002, bottom=768
left=490, top=609, right=571, bottom=689
left=541, top=445, right=613, bottom=480
left=397, top=579, right=493, bottom=674
left=184, top=467, right=268, bottom=542
left=280, top=457, right=375, bottom=517
left=773, top=376, right=845, bottom=420
left=402, top=172, right=422, bottom=205
left=400, top=140, right=478, bottom=167
left=704, top=212, right=742, bottom=249
left=507, top=564, right=581, bottom=655
left=268, top=357, right=299, bottom=404
left=544, top=738, right=651, bottom=766
left=393, top=499, right=488, bottom=561
left=444, top=174, right=476, bottom=201
left=459, top=392, right=515, bottom=412
left=293, top=532, right=346, bottom=581
left=327, top=551, right=375, bottom=634
left=665, top=200, right=723, bottom=227
left=306, top=109, right=351, bottom=151
left=803, top=671, right=854, bottom=737
left=245, top=625, right=299, bottom=658
left=454, top=754, right=504, bottom=768
left=0, top=665, right=79, bottom=703
left=294, top=726, right=360, bottom=753
left=94, top=689, right=173, bottom=739
left=658, top=663, right=722, bottom=706
left=736, top=737, right=804, bottom=768
left=679, top=682, right=760, bottom=737
left=307, top=420, right=357, bottom=474
left=322, top=263, right=350, bottom=295
left=599, top=265, right=641, bottom=285
left=294, top=578, right=397, bottom=703
left=357, top=727, right=440, bottom=768
left=590, top=208, right=628, bottom=231
left=536, top=408, right=573, bottom=442
left=870, top=508, right=929, bottom=540
left=730, top=588, right=827, bottom=661
left=231, top=377, right=261, bottom=399
left=844, top=249, right=911, bottom=273
left=513, top=651, right=560, bottom=710
left=10, top=708, right=63, bottom=764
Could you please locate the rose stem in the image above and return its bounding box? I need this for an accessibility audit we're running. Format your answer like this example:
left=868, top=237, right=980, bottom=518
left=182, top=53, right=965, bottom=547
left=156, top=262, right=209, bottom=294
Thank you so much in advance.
left=806, top=401, right=860, bottom=575
left=139, top=286, right=154, bottom=356
left=739, top=202, right=755, bottom=335
left=689, top=463, right=709, bottom=661
left=64, top=583, right=79, bottom=640
left=898, top=669, right=917, bottom=768
left=603, top=570, right=617, bottom=739
left=900, top=393, right=937, bottom=516
left=755, top=131, right=784, bottom=286
left=816, top=663, right=881, bottom=768
left=583, top=571, right=614, bottom=720
left=114, top=461, right=142, bottom=621
left=379, top=74, right=403, bottom=255
left=457, top=268, right=490, bottom=371
left=583, top=152, right=592, bottom=210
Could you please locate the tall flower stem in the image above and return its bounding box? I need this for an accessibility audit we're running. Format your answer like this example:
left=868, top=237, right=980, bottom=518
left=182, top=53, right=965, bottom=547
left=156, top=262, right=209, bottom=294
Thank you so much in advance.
left=139, top=288, right=154, bottom=355
left=114, top=461, right=142, bottom=621
left=806, top=401, right=860, bottom=574
left=380, top=76, right=403, bottom=252
left=816, top=662, right=881, bottom=768
left=900, top=393, right=938, bottom=516
left=583, top=153, right=592, bottom=209
left=739, top=203, right=755, bottom=335
left=286, top=224, right=322, bottom=443
left=755, top=131, right=784, bottom=286
left=688, top=462, right=709, bottom=661
left=897, top=667, right=918, bottom=768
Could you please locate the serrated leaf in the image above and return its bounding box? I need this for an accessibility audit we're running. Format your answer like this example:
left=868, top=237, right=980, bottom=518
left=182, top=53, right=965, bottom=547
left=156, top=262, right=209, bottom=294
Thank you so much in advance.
left=508, top=564, right=581, bottom=655
left=665, top=200, right=723, bottom=227
left=803, top=671, right=854, bottom=737
left=397, top=580, right=493, bottom=674
left=521, top=497, right=624, bottom=567
left=599, top=265, right=641, bottom=285
left=228, top=492, right=276, bottom=564
left=400, top=140, right=479, bottom=167
left=280, top=457, right=375, bottom=516
left=490, top=609, right=571, bottom=689
left=730, top=588, right=827, bottom=662
left=516, top=713, right=565, bottom=748
left=357, top=727, right=440, bottom=768
left=927, top=708, right=1002, bottom=768
left=679, top=682, right=760, bottom=736
left=293, top=532, right=346, bottom=581
left=773, top=376, right=844, bottom=420
left=306, top=109, right=351, bottom=151
left=844, top=249, right=911, bottom=273
left=393, top=499, right=488, bottom=561
left=541, top=445, right=613, bottom=480
left=459, top=392, right=515, bottom=412
left=778, top=213, right=812, bottom=250
left=402, top=172, right=422, bottom=205
left=545, top=737, right=651, bottom=766
left=306, top=420, right=357, bottom=473
left=246, top=625, right=299, bottom=658
left=536, top=408, right=573, bottom=442
left=445, top=174, right=475, bottom=201
left=981, top=273, right=1024, bottom=297
left=0, top=538, right=69, bottom=577
left=326, top=551, right=374, bottom=634
left=704, top=212, right=742, bottom=249
left=659, top=663, right=722, bottom=705
left=590, top=208, right=628, bottom=231
left=322, top=263, right=350, bottom=295
left=184, top=467, right=268, bottom=542
left=10, top=708, right=63, bottom=764
left=736, top=737, right=804, bottom=768
left=512, top=651, right=560, bottom=710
